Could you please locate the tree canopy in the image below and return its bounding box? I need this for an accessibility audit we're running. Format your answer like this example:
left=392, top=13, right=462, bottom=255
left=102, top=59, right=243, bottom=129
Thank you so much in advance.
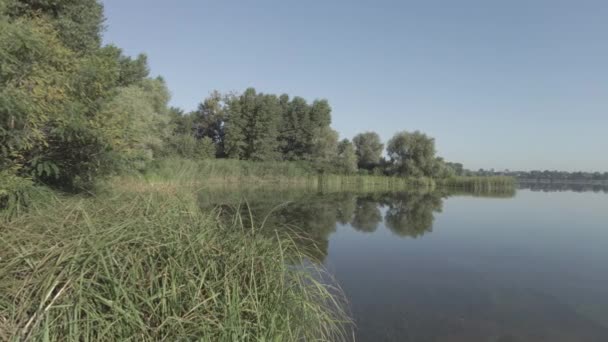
left=353, top=132, right=384, bottom=170
left=0, top=0, right=171, bottom=189
left=1, top=0, right=474, bottom=196
left=386, top=131, right=437, bottom=177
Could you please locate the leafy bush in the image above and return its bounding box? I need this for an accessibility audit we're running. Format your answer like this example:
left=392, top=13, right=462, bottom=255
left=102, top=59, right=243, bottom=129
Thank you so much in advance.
left=0, top=171, right=52, bottom=219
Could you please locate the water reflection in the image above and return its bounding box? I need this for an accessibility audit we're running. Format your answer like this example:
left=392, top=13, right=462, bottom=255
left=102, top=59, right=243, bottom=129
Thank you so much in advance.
left=384, top=192, right=443, bottom=238
left=199, top=189, right=511, bottom=262
left=351, top=197, right=382, bottom=233
left=198, top=188, right=608, bottom=341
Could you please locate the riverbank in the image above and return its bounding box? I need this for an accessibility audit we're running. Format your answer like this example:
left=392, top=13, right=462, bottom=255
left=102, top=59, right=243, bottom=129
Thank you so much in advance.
left=0, top=180, right=350, bottom=341
left=1, top=159, right=516, bottom=216
left=138, top=158, right=515, bottom=193
left=0, top=159, right=515, bottom=340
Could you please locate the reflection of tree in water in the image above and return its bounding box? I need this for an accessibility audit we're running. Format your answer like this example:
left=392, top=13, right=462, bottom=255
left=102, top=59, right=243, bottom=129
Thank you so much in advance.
left=335, top=194, right=356, bottom=224
left=200, top=190, right=358, bottom=262
left=383, top=192, right=443, bottom=238
left=273, top=197, right=341, bottom=261
left=351, top=197, right=382, bottom=233
left=199, top=189, right=505, bottom=260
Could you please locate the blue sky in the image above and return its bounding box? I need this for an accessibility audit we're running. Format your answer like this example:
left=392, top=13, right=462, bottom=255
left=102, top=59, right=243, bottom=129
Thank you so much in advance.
left=101, top=0, right=607, bottom=171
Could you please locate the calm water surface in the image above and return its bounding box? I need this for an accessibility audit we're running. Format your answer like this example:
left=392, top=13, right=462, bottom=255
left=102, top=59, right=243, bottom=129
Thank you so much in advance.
left=201, top=187, right=608, bottom=341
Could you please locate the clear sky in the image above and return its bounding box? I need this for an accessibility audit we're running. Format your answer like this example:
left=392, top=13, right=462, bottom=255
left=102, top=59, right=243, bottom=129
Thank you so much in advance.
left=101, top=0, right=607, bottom=172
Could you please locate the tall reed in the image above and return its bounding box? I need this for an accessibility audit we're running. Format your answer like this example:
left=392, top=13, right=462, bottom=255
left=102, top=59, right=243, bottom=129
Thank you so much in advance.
left=436, top=176, right=516, bottom=193
left=139, top=158, right=437, bottom=192
left=0, top=187, right=351, bottom=341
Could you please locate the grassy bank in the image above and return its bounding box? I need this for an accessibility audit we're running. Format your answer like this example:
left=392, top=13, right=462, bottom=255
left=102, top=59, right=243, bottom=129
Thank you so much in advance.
left=0, top=158, right=516, bottom=340
left=139, top=158, right=437, bottom=192
left=0, top=184, right=350, bottom=341
left=138, top=158, right=516, bottom=193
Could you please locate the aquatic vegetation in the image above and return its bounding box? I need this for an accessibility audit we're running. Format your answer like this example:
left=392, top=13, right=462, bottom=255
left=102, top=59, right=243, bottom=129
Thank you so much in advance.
left=137, top=158, right=438, bottom=193
left=436, top=176, right=516, bottom=192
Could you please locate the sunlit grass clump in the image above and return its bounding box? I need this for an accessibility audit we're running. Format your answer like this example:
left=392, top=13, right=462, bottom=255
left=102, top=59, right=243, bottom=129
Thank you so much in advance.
left=0, top=188, right=350, bottom=341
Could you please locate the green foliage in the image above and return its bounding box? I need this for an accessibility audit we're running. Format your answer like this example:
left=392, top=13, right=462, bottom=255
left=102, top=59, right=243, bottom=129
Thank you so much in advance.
left=7, top=0, right=105, bottom=53
left=0, top=170, right=53, bottom=219
left=196, top=136, right=216, bottom=159
left=0, top=185, right=351, bottom=341
left=437, top=176, right=516, bottom=193
left=278, top=96, right=333, bottom=161
left=335, top=139, right=358, bottom=174
left=165, top=134, right=196, bottom=158
left=353, top=131, right=384, bottom=170
left=199, top=88, right=340, bottom=168
left=168, top=107, right=194, bottom=135
left=278, top=96, right=307, bottom=159
left=0, top=14, right=79, bottom=184
left=1, top=2, right=172, bottom=189
left=445, top=162, right=464, bottom=176
left=309, top=126, right=339, bottom=171
left=384, top=192, right=443, bottom=237
left=194, top=90, right=228, bottom=156
left=165, top=134, right=215, bottom=160
left=351, top=197, right=382, bottom=232
left=431, top=157, right=456, bottom=179
left=96, top=77, right=170, bottom=171
left=222, top=93, right=245, bottom=159
left=140, top=158, right=440, bottom=194
left=0, top=170, right=34, bottom=216
left=386, top=130, right=437, bottom=177
left=224, top=88, right=281, bottom=161
left=117, top=51, right=150, bottom=86
left=479, top=169, right=608, bottom=183
left=0, top=0, right=512, bottom=204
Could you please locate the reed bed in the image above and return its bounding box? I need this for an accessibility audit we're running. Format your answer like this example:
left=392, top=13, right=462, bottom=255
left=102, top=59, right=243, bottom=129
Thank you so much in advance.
left=0, top=186, right=351, bottom=341
left=436, top=176, right=516, bottom=193
left=139, top=158, right=436, bottom=193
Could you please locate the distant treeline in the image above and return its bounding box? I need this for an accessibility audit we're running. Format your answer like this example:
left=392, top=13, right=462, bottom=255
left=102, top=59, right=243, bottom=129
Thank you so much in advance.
left=167, top=90, right=458, bottom=178
left=520, top=182, right=608, bottom=193
left=464, top=169, right=608, bottom=183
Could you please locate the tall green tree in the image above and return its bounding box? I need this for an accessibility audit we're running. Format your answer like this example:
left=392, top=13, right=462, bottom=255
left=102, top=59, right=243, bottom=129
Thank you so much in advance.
left=352, top=131, right=384, bottom=170
left=445, top=162, right=464, bottom=176
left=386, top=131, right=437, bottom=177
left=167, top=107, right=195, bottom=135
left=335, top=139, right=357, bottom=174
left=278, top=97, right=333, bottom=161
left=431, top=157, right=455, bottom=179
left=1, top=0, right=172, bottom=188
left=194, top=91, right=228, bottom=156
left=6, top=0, right=105, bottom=53
left=224, top=88, right=281, bottom=161
left=0, top=11, right=82, bottom=185
left=96, top=77, right=171, bottom=169
left=278, top=96, right=311, bottom=160
left=309, top=127, right=338, bottom=171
